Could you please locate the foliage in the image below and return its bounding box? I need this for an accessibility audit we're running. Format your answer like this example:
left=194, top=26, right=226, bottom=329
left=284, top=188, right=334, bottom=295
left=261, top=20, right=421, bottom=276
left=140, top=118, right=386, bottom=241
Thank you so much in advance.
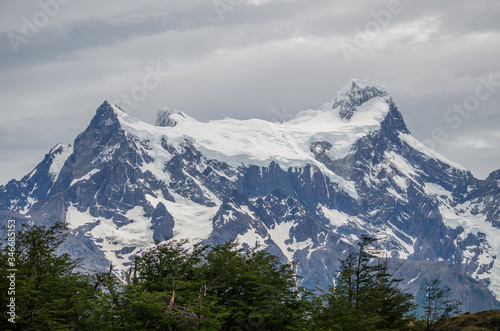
left=80, top=240, right=305, bottom=330
left=432, top=309, right=500, bottom=330
left=310, top=235, right=416, bottom=330
left=421, top=278, right=462, bottom=331
left=2, top=224, right=472, bottom=330
left=0, top=221, right=97, bottom=330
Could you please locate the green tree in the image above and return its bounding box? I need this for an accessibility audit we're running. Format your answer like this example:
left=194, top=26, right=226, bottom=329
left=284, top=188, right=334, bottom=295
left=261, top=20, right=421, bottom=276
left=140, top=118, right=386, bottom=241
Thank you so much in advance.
left=1, top=224, right=428, bottom=330
left=421, top=278, right=462, bottom=331
left=132, top=239, right=221, bottom=329
left=118, top=240, right=307, bottom=330
left=312, top=235, right=415, bottom=330
left=0, top=221, right=98, bottom=330
left=371, top=257, right=416, bottom=330
left=199, top=242, right=306, bottom=330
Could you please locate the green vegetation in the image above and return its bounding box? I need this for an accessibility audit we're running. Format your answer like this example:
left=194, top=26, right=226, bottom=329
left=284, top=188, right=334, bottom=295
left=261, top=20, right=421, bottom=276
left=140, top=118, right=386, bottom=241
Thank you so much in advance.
left=0, top=223, right=473, bottom=330
left=0, top=222, right=97, bottom=330
left=310, top=235, right=416, bottom=330
left=421, top=278, right=462, bottom=331
left=433, top=309, right=500, bottom=330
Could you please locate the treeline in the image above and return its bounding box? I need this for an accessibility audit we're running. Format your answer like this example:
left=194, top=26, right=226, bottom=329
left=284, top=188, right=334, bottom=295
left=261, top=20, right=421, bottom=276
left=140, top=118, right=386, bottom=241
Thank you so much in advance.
left=0, top=223, right=460, bottom=330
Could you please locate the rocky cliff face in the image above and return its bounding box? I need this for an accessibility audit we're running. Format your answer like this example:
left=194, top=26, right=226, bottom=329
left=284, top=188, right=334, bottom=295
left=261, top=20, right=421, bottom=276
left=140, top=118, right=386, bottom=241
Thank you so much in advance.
left=1, top=80, right=499, bottom=312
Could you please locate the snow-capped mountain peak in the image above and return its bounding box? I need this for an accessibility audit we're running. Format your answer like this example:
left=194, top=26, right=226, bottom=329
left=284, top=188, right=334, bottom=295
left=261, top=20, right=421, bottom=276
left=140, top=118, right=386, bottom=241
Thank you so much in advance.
left=156, top=107, right=185, bottom=127
left=0, top=143, right=72, bottom=214
left=331, top=79, right=389, bottom=121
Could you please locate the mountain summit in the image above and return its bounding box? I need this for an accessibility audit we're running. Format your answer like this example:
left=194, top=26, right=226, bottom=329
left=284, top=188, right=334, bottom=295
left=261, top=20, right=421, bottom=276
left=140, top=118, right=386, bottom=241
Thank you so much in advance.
left=156, top=107, right=184, bottom=127
left=332, top=79, right=389, bottom=121
left=1, top=80, right=499, bottom=312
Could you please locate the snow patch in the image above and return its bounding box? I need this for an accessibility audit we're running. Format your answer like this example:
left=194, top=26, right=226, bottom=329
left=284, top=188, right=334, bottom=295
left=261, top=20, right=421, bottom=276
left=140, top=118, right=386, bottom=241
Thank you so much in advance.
left=399, top=133, right=466, bottom=170
left=386, top=187, right=406, bottom=201
left=424, top=182, right=452, bottom=199
left=439, top=201, right=500, bottom=299
left=19, top=196, right=38, bottom=215
left=70, top=169, right=100, bottom=186
left=236, top=227, right=266, bottom=249
left=407, top=273, right=420, bottom=284
left=385, top=151, right=418, bottom=178
left=320, top=205, right=350, bottom=228
left=267, top=221, right=314, bottom=262
left=91, top=206, right=154, bottom=270
left=66, top=205, right=97, bottom=229
left=27, top=168, right=37, bottom=180
left=48, top=144, right=73, bottom=182
left=146, top=192, right=218, bottom=243
left=383, top=223, right=415, bottom=259
left=66, top=205, right=155, bottom=273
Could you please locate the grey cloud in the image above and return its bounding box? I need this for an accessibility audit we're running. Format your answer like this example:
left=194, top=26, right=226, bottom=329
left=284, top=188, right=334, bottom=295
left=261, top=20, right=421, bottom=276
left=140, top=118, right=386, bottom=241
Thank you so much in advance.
left=0, top=0, right=499, bottom=184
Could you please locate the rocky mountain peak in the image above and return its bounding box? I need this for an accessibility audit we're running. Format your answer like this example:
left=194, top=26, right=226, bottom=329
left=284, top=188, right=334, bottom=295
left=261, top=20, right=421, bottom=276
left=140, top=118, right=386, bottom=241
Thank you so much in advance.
left=49, top=143, right=67, bottom=154
left=156, top=107, right=185, bottom=127
left=84, top=101, right=123, bottom=137
left=333, top=79, right=389, bottom=121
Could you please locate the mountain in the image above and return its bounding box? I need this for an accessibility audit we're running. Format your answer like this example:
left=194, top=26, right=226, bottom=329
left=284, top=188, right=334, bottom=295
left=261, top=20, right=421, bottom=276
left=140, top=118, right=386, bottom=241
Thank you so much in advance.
left=1, top=79, right=500, bottom=312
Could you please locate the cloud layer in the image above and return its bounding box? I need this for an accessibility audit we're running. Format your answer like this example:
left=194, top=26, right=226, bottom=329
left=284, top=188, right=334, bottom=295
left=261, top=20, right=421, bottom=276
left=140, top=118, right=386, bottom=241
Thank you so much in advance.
left=1, top=0, right=499, bottom=183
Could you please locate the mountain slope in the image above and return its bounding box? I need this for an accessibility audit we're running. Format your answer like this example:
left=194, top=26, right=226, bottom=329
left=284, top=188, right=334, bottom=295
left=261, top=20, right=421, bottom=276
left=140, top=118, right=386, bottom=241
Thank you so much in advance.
left=1, top=79, right=499, bottom=312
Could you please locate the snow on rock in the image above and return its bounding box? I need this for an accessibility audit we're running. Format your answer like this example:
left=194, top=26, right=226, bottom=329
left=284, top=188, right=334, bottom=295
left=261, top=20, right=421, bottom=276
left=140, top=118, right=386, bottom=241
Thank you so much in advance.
left=236, top=227, right=266, bottom=249
left=48, top=143, right=73, bottom=182
left=438, top=198, right=500, bottom=299
left=66, top=205, right=97, bottom=229
left=424, top=182, right=452, bottom=199
left=330, top=79, right=388, bottom=121
left=70, top=169, right=100, bottom=186
left=320, top=205, right=350, bottom=228
left=4, top=80, right=499, bottom=310
left=19, top=196, right=38, bottom=215
left=399, top=133, right=466, bottom=171
left=66, top=204, right=155, bottom=272
left=407, top=272, right=421, bottom=285
left=146, top=191, right=218, bottom=243
left=156, top=107, right=184, bottom=127
left=110, top=81, right=395, bottom=200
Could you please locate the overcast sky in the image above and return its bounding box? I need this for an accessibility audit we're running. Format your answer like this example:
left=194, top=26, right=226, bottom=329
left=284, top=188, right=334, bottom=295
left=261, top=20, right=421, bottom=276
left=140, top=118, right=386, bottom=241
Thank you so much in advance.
left=0, top=0, right=499, bottom=185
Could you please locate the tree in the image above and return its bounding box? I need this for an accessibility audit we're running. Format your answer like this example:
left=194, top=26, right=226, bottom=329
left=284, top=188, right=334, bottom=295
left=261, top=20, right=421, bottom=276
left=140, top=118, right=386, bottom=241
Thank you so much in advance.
left=421, top=278, right=462, bottom=331
left=0, top=221, right=98, bottom=330
left=199, top=242, right=306, bottom=330
left=131, top=239, right=220, bottom=329
left=371, top=257, right=416, bottom=330
left=1, top=224, right=436, bottom=330
left=120, top=240, right=307, bottom=330
left=312, top=235, right=415, bottom=330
